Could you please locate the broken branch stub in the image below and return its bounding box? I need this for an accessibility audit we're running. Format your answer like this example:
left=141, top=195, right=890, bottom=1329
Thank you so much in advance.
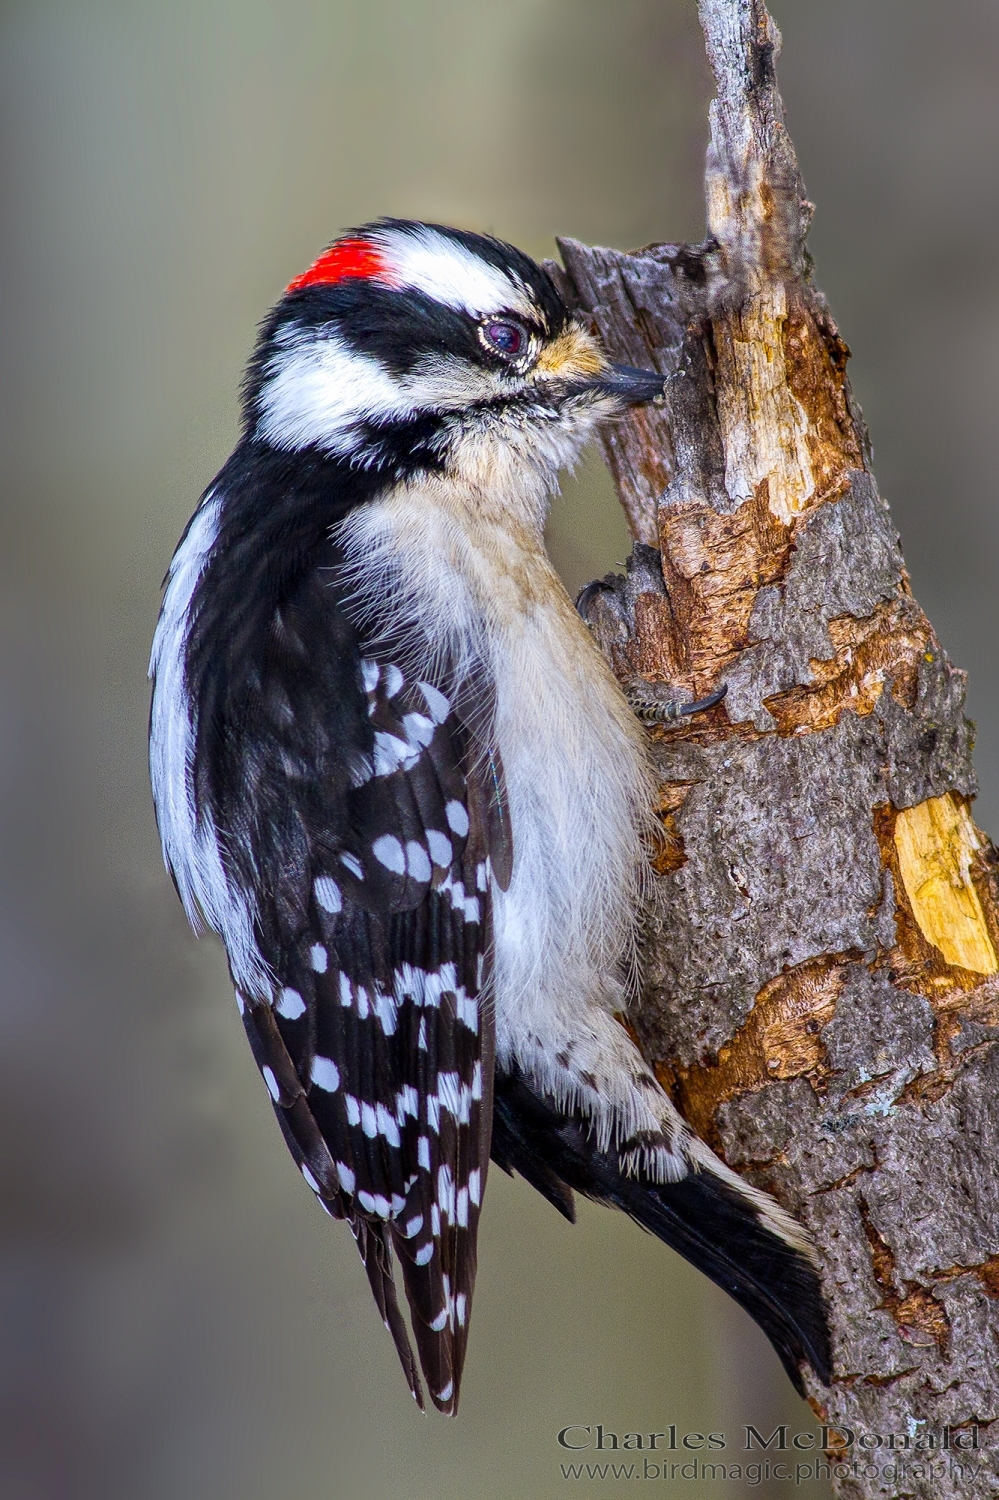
left=554, top=0, right=999, bottom=1492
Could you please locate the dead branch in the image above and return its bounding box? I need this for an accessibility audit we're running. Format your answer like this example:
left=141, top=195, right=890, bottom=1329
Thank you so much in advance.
left=552, top=3, right=999, bottom=1495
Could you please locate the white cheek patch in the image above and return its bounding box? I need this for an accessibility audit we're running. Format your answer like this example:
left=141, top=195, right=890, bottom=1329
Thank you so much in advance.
left=257, top=337, right=519, bottom=464
left=375, top=224, right=534, bottom=321
left=256, top=326, right=417, bottom=455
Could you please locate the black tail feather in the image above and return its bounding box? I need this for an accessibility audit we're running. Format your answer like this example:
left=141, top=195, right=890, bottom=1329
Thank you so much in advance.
left=621, top=1172, right=831, bottom=1393
left=491, top=1077, right=577, bottom=1223
left=353, top=1218, right=426, bottom=1411
left=492, top=1070, right=831, bottom=1394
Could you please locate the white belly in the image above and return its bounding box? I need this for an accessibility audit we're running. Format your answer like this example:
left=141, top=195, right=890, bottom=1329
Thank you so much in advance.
left=488, top=589, right=650, bottom=1062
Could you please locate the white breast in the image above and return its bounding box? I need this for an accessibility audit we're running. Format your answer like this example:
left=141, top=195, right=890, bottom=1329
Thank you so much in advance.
left=487, top=587, right=651, bottom=1051
left=336, top=465, right=654, bottom=1081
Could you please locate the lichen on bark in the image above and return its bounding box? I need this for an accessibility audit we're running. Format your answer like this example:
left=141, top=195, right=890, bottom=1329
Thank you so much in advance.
left=552, top=2, right=999, bottom=1494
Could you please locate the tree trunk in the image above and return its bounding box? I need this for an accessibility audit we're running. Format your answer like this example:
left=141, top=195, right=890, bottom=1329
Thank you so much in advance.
left=551, top=3, right=999, bottom=1495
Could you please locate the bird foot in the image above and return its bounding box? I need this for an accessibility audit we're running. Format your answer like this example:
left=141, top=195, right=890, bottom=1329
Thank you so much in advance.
left=623, top=679, right=727, bottom=725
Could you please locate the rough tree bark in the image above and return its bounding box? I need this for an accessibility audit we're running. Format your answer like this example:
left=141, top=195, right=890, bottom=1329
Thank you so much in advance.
left=551, top=4, right=999, bottom=1497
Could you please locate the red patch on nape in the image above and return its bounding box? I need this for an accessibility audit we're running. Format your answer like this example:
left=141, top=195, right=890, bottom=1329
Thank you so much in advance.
left=285, top=238, right=391, bottom=294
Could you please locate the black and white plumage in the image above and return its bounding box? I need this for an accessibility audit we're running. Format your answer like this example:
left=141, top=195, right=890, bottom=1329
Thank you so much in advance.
left=149, top=220, right=831, bottom=1413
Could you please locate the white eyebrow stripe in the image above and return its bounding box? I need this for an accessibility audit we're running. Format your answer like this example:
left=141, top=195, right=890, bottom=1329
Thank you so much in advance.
left=374, top=225, right=534, bottom=320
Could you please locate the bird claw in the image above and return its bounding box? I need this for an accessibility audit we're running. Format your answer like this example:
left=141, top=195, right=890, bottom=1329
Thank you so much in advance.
left=624, top=679, right=727, bottom=724
left=677, top=683, right=728, bottom=717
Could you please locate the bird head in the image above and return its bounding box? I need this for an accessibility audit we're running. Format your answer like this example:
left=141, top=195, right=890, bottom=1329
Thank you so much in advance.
left=244, top=219, right=663, bottom=487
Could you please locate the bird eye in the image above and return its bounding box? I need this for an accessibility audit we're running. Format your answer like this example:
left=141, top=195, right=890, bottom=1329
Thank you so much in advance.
left=483, top=320, right=526, bottom=359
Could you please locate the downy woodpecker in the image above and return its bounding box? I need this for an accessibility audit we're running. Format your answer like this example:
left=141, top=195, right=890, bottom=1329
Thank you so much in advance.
left=149, top=220, right=831, bottom=1413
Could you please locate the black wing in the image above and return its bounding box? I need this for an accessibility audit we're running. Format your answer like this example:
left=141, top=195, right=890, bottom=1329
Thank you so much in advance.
left=187, top=514, right=510, bottom=1415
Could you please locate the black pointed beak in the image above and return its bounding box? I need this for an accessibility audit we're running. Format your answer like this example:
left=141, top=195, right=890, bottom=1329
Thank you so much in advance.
left=595, top=363, right=666, bottom=405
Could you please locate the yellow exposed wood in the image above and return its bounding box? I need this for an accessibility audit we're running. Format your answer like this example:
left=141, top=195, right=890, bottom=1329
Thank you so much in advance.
left=894, top=795, right=998, bottom=975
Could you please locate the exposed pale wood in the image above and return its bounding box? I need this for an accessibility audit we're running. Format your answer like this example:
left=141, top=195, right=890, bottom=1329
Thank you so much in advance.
left=555, top=2, right=999, bottom=1493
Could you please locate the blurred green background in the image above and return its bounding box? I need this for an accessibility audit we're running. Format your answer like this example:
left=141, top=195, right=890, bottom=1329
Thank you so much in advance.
left=0, top=2, right=996, bottom=1497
